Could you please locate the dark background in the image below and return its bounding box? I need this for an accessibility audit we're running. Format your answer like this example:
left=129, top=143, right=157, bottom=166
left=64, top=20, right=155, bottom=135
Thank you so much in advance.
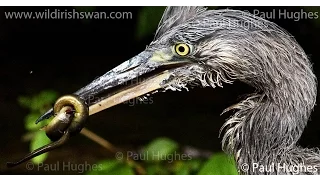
left=0, top=6, right=319, bottom=174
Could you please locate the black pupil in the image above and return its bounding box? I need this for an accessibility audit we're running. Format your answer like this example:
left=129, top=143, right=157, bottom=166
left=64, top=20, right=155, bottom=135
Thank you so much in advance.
left=178, top=46, right=185, bottom=53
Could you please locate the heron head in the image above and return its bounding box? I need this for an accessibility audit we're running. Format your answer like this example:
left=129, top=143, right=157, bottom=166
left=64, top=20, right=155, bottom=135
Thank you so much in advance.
left=35, top=6, right=313, bottom=117
left=37, top=6, right=233, bottom=120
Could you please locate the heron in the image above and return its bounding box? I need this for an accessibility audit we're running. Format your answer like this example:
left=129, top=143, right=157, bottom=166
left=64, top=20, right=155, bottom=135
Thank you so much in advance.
left=7, top=6, right=320, bottom=175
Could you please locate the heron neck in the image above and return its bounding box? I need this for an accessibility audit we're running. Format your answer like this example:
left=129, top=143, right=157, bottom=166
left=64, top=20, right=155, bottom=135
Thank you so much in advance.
left=221, top=91, right=320, bottom=174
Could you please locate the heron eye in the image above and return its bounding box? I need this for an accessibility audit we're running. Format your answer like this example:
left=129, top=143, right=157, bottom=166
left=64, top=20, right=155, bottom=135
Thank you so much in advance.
left=174, top=43, right=191, bottom=56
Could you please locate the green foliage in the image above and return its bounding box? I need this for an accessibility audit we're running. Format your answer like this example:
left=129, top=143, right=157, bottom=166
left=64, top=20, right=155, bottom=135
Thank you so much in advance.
left=30, top=131, right=51, bottom=164
left=142, top=137, right=178, bottom=162
left=87, top=160, right=134, bottom=175
left=18, top=90, right=59, bottom=164
left=172, top=159, right=202, bottom=175
left=198, top=152, right=238, bottom=175
left=24, top=113, right=43, bottom=131
left=18, top=90, right=58, bottom=112
left=86, top=137, right=238, bottom=175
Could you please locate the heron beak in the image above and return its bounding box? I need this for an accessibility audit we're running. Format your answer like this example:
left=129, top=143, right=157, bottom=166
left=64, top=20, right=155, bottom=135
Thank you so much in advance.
left=36, top=50, right=189, bottom=123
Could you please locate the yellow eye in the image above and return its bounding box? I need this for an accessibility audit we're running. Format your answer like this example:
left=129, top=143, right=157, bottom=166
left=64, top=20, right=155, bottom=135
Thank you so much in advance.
left=174, top=43, right=191, bottom=56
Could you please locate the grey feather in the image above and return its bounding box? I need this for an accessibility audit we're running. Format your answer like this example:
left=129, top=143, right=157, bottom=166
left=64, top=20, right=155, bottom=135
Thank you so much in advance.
left=152, top=7, right=320, bottom=174
left=154, top=6, right=207, bottom=40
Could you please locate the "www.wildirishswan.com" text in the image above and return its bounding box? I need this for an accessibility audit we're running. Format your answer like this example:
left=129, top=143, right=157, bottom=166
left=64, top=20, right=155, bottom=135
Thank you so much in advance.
left=4, top=9, right=133, bottom=20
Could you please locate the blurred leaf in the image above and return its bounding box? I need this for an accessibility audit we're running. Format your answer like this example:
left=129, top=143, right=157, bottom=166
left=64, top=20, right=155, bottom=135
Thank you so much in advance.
left=187, top=159, right=202, bottom=171
left=18, top=90, right=58, bottom=164
left=173, top=161, right=189, bottom=175
left=34, top=90, right=58, bottom=112
left=142, top=137, right=179, bottom=162
left=30, top=131, right=51, bottom=164
left=25, top=115, right=52, bottom=133
left=86, top=160, right=134, bottom=175
left=135, top=7, right=166, bottom=40
left=198, top=152, right=238, bottom=175
left=173, top=159, right=203, bottom=175
left=107, top=164, right=134, bottom=175
left=175, top=167, right=189, bottom=175
left=145, top=164, right=159, bottom=175
left=146, top=163, right=169, bottom=175
left=86, top=160, right=118, bottom=175
left=18, top=90, right=58, bottom=112
left=24, top=113, right=41, bottom=131
left=37, top=90, right=58, bottom=104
